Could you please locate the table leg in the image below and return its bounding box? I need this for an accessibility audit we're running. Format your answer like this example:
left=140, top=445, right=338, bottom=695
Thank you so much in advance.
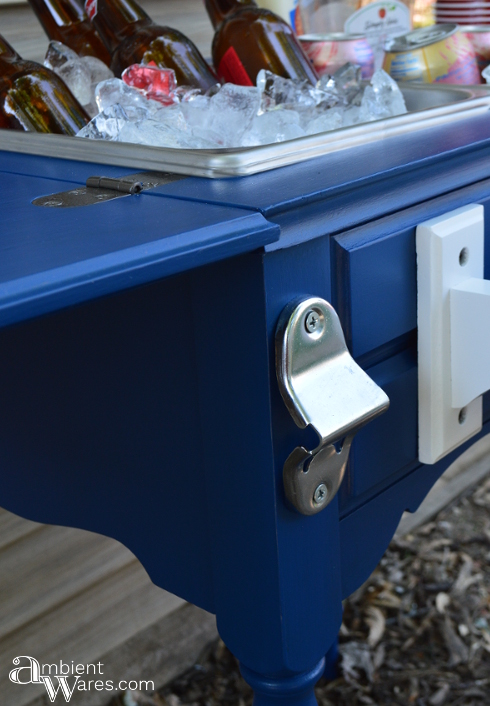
left=240, top=658, right=326, bottom=706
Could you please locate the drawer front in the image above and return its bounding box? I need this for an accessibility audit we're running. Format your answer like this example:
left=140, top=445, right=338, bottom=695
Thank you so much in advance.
left=333, top=178, right=490, bottom=361
left=333, top=179, right=490, bottom=510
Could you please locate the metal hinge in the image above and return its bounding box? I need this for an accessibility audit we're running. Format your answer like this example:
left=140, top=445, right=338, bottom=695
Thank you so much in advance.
left=276, top=297, right=390, bottom=516
left=33, top=171, right=186, bottom=208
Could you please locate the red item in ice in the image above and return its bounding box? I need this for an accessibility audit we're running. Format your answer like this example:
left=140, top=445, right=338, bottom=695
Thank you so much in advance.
left=122, top=63, right=177, bottom=104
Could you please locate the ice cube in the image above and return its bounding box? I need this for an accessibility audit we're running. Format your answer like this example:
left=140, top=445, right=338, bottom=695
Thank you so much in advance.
left=81, top=56, right=113, bottom=86
left=180, top=94, right=211, bottom=124
left=257, top=69, right=325, bottom=112
left=184, top=83, right=260, bottom=147
left=45, top=44, right=113, bottom=117
left=305, top=109, right=343, bottom=135
left=77, top=103, right=128, bottom=140
left=211, top=83, right=260, bottom=127
left=118, top=119, right=182, bottom=148
left=359, top=69, right=406, bottom=122
left=95, top=78, right=160, bottom=119
left=118, top=117, right=214, bottom=149
left=242, top=109, right=304, bottom=146
left=319, top=63, right=362, bottom=106
left=44, top=41, right=78, bottom=71
left=76, top=56, right=113, bottom=116
left=122, top=63, right=177, bottom=105
left=149, top=104, right=190, bottom=132
left=172, top=86, right=203, bottom=103
left=342, top=105, right=361, bottom=127
left=179, top=95, right=222, bottom=146
left=111, top=102, right=216, bottom=149
left=57, top=59, right=93, bottom=108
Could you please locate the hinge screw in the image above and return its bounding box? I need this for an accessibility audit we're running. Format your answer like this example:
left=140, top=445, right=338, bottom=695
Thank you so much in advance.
left=305, top=310, right=320, bottom=333
left=313, top=483, right=328, bottom=507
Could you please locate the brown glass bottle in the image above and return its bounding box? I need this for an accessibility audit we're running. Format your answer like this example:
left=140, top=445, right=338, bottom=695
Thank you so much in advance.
left=205, top=0, right=318, bottom=86
left=27, top=0, right=112, bottom=65
left=0, top=35, right=89, bottom=134
left=85, top=0, right=218, bottom=88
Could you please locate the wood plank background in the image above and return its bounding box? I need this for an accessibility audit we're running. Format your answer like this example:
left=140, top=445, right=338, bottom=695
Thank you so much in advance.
left=0, top=7, right=216, bottom=705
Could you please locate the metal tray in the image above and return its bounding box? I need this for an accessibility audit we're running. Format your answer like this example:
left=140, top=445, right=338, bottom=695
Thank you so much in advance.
left=1, top=83, right=489, bottom=178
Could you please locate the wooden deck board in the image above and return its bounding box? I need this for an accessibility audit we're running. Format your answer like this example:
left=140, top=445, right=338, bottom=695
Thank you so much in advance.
left=0, top=558, right=184, bottom=706
left=0, top=524, right=135, bottom=637
left=0, top=509, right=41, bottom=551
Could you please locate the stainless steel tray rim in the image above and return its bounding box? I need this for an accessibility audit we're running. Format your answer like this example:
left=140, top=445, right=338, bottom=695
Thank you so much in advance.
left=1, top=84, right=489, bottom=178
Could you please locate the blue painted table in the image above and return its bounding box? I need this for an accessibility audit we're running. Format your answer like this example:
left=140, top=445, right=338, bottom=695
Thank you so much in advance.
left=1, top=113, right=490, bottom=706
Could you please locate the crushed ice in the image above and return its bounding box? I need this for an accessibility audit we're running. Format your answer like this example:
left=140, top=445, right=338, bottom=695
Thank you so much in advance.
left=44, top=41, right=113, bottom=117
left=76, top=62, right=407, bottom=148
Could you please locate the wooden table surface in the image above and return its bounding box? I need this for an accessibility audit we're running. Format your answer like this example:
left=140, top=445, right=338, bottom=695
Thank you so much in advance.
left=1, top=0, right=214, bottom=64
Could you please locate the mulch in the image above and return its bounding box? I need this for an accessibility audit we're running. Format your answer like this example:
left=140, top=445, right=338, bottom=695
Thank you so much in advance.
left=115, top=475, right=490, bottom=706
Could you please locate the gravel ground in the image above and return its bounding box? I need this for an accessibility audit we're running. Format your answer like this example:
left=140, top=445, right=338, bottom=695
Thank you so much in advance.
left=112, top=475, right=490, bottom=706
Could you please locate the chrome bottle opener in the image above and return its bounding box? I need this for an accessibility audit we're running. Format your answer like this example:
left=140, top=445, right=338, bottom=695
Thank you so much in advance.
left=276, top=297, right=390, bottom=516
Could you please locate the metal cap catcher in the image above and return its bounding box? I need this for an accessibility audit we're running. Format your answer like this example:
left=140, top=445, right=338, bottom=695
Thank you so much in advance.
left=276, top=297, right=390, bottom=516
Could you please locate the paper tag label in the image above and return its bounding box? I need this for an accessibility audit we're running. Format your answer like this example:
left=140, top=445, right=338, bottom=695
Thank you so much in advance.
left=218, top=46, right=254, bottom=86
left=85, top=0, right=98, bottom=20
left=345, top=1, right=410, bottom=69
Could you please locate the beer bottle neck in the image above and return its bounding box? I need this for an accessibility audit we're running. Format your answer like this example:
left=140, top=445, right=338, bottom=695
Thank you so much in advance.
left=28, top=0, right=85, bottom=30
left=86, top=0, right=151, bottom=53
left=204, top=0, right=257, bottom=29
left=0, top=34, right=20, bottom=61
